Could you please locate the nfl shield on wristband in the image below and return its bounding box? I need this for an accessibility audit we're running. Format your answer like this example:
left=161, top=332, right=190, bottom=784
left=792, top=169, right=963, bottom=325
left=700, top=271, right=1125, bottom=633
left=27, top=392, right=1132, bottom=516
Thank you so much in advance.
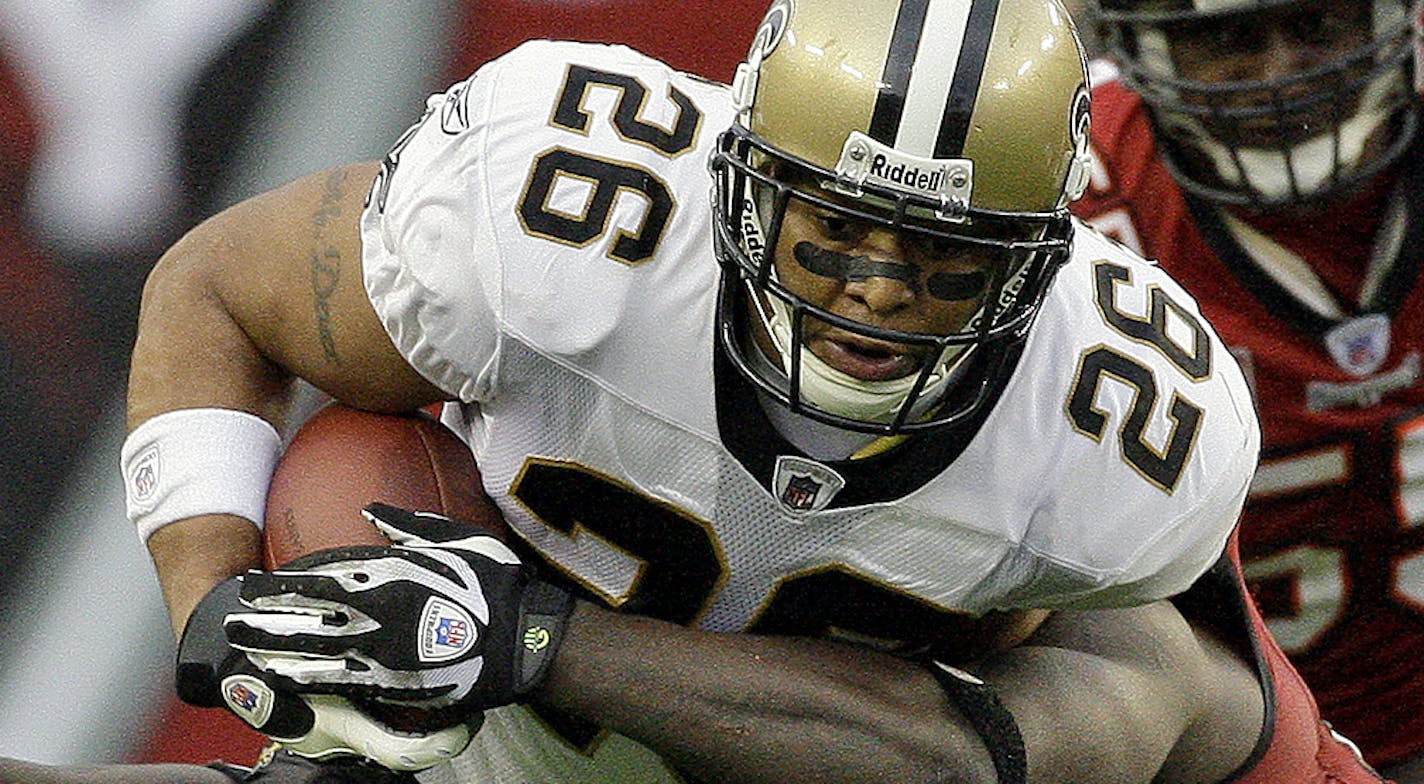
left=121, top=408, right=281, bottom=541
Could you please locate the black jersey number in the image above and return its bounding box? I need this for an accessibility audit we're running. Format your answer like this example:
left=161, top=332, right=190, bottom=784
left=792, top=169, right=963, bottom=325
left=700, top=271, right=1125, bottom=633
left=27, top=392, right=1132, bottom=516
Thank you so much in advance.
left=511, top=458, right=970, bottom=648
left=517, top=65, right=701, bottom=265
left=511, top=458, right=721, bottom=625
left=1066, top=261, right=1211, bottom=492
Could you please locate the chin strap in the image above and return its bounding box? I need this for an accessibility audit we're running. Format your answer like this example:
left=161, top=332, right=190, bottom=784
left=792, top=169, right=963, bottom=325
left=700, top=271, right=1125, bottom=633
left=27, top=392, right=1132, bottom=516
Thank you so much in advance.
left=930, top=661, right=1027, bottom=784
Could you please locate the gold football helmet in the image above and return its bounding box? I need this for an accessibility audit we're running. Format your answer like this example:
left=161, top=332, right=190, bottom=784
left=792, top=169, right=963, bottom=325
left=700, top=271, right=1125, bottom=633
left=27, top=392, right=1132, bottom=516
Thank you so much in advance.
left=711, top=0, right=1092, bottom=434
left=1091, top=0, right=1418, bottom=208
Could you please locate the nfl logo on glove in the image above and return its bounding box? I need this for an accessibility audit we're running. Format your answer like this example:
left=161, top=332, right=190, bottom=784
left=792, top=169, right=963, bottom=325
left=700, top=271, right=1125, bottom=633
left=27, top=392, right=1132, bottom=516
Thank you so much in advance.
left=420, top=597, right=476, bottom=662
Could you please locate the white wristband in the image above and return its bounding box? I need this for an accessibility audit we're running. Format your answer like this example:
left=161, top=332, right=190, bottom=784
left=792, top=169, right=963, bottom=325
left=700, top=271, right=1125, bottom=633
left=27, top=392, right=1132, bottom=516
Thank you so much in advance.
left=121, top=408, right=283, bottom=543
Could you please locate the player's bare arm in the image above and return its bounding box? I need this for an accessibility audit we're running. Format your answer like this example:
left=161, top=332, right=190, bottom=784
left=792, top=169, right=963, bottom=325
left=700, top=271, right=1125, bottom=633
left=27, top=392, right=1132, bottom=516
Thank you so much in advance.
left=0, top=600, right=1270, bottom=784
left=229, top=500, right=1260, bottom=784
left=529, top=600, right=1261, bottom=784
left=127, top=162, right=446, bottom=635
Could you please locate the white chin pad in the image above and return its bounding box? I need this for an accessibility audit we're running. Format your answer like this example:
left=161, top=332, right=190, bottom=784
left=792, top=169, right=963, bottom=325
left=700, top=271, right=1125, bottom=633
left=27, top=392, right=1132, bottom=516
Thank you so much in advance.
left=755, top=290, right=966, bottom=425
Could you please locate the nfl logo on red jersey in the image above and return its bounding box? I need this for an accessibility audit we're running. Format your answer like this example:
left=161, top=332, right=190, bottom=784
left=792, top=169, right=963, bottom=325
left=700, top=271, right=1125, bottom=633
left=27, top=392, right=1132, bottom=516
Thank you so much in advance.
left=1324, top=314, right=1390, bottom=377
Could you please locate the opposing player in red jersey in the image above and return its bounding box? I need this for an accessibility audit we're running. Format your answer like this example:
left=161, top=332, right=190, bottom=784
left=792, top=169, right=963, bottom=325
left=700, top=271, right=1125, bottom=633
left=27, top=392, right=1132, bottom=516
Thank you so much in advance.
left=1074, top=0, right=1424, bottom=778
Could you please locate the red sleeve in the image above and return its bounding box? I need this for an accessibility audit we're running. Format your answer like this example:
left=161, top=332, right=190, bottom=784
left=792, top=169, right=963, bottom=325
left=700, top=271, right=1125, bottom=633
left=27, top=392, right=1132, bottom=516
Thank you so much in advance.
left=1176, top=533, right=1392, bottom=784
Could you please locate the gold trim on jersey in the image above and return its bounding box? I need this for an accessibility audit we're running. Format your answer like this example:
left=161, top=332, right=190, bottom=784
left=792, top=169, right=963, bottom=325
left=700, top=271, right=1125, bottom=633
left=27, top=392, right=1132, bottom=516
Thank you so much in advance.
left=515, top=146, right=679, bottom=267
left=1091, top=260, right=1212, bottom=382
left=1065, top=341, right=1206, bottom=494
left=850, top=434, right=910, bottom=459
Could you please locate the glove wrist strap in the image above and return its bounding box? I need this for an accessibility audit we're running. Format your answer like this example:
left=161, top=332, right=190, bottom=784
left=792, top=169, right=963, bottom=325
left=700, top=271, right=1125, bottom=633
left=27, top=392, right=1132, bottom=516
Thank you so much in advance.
left=513, top=580, right=576, bottom=696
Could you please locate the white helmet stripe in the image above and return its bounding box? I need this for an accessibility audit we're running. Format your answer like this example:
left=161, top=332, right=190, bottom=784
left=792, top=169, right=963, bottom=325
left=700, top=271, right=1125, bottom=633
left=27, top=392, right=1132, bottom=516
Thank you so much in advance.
left=869, top=0, right=1003, bottom=158
left=935, top=0, right=1002, bottom=158
left=900, top=0, right=977, bottom=155
left=869, top=0, right=932, bottom=145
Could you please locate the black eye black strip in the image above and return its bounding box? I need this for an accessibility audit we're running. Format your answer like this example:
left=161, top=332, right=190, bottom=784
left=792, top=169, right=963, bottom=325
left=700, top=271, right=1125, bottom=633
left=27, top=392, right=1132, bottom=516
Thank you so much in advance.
left=927, top=270, right=987, bottom=301
left=793, top=242, right=986, bottom=302
left=794, top=241, right=922, bottom=291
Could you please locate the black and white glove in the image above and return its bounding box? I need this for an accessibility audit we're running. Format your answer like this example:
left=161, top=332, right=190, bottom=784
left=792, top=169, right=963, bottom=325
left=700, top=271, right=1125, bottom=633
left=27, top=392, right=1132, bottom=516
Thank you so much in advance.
left=224, top=503, right=575, bottom=715
left=178, top=576, right=474, bottom=772
left=177, top=576, right=318, bottom=739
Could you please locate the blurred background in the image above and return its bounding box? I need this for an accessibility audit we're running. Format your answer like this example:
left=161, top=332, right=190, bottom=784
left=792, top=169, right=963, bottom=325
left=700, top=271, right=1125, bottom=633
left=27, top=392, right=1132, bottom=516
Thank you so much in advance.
left=0, top=0, right=1093, bottom=768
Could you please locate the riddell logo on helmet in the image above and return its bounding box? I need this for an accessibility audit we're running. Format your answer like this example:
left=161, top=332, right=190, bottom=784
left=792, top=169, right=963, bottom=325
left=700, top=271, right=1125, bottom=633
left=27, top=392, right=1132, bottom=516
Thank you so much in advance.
left=868, top=154, right=946, bottom=194
left=740, top=197, right=767, bottom=260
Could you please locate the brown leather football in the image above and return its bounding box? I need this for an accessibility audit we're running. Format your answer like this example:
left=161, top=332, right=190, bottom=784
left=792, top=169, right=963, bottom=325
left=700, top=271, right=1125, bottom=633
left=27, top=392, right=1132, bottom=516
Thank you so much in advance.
left=262, top=402, right=506, bottom=570
left=260, top=402, right=506, bottom=732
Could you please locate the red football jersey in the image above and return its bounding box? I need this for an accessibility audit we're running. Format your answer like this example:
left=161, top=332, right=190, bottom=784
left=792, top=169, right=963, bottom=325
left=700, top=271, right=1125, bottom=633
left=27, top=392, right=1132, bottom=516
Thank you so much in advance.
left=1074, top=72, right=1424, bottom=768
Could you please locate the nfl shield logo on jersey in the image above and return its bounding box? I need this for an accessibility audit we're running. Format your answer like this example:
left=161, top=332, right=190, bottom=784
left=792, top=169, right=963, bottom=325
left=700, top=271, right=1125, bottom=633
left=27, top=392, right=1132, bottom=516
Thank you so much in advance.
left=1324, top=313, right=1391, bottom=377
left=772, top=455, right=846, bottom=515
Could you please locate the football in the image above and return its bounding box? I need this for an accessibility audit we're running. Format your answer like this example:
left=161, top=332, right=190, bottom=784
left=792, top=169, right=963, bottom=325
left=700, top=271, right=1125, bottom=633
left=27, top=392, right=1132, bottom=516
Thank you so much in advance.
left=262, top=402, right=507, bottom=570
left=260, top=402, right=507, bottom=733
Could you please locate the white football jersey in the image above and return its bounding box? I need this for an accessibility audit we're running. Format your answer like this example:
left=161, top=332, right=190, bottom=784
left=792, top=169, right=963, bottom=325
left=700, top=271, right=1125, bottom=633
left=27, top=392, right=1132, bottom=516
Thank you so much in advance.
left=361, top=40, right=1260, bottom=784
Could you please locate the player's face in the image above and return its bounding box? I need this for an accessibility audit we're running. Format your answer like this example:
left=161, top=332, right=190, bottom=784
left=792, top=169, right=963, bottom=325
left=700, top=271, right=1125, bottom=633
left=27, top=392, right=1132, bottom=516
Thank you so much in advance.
left=753, top=186, right=994, bottom=382
left=1163, top=0, right=1373, bottom=146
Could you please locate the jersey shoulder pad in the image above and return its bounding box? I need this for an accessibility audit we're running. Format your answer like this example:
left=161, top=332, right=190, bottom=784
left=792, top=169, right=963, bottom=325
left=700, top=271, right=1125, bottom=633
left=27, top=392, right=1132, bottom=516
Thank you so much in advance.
left=362, top=39, right=731, bottom=403
left=987, top=229, right=1259, bottom=608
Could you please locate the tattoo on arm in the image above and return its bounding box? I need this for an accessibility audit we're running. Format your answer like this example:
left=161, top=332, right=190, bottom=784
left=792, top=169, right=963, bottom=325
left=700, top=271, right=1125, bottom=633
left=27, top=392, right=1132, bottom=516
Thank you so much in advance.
left=310, top=169, right=349, bottom=364
left=311, top=247, right=341, bottom=363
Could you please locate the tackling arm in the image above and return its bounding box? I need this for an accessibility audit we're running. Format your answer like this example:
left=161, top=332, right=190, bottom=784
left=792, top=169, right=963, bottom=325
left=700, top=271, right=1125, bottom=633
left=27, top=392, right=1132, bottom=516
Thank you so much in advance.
left=127, top=162, right=446, bottom=637
left=533, top=600, right=1263, bottom=784
left=227, top=508, right=1266, bottom=781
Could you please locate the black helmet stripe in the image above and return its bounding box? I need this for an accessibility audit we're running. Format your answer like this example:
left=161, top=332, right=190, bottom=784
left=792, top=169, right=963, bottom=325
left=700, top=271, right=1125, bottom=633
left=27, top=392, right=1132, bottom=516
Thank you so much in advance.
left=868, top=0, right=1002, bottom=158
left=869, top=0, right=930, bottom=145
left=937, top=0, right=999, bottom=158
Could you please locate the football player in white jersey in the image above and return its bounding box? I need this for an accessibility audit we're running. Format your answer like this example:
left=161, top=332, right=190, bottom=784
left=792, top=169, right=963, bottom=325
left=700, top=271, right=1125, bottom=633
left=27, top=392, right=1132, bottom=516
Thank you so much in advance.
left=117, top=0, right=1386, bottom=782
